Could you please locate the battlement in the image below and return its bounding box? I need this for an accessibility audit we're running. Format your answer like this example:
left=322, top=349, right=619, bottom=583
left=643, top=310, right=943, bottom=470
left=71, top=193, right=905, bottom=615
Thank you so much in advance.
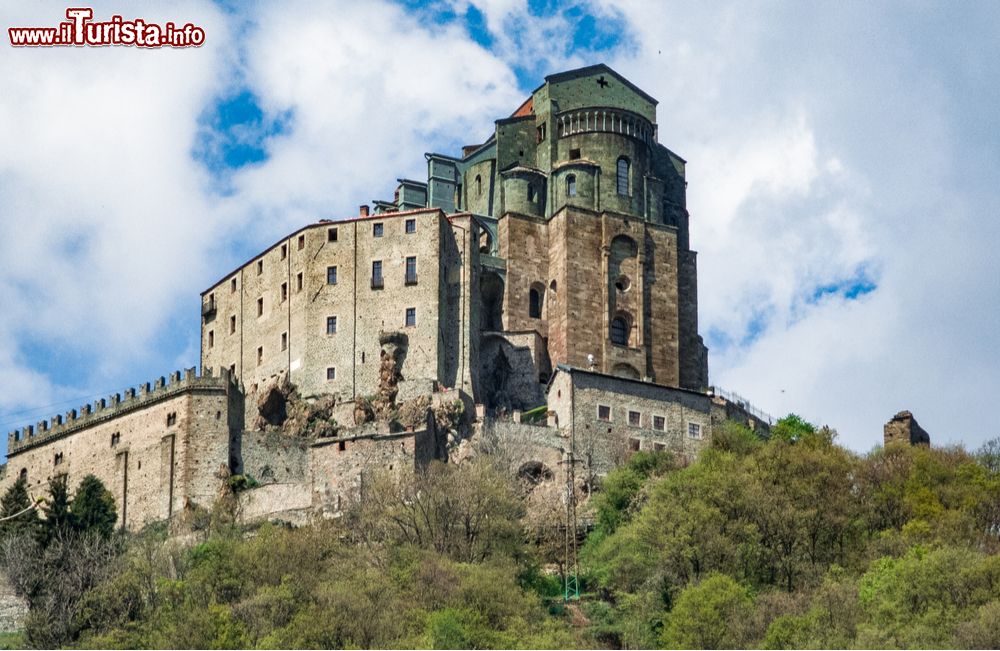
left=6, top=367, right=237, bottom=457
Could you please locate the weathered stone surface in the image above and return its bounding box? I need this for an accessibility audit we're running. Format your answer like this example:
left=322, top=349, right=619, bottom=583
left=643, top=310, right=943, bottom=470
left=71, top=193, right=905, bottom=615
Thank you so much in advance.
left=884, top=410, right=931, bottom=447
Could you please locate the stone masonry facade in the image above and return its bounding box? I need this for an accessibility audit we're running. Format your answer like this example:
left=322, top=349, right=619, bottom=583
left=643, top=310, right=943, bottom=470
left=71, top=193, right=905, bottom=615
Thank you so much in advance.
left=2, top=64, right=774, bottom=532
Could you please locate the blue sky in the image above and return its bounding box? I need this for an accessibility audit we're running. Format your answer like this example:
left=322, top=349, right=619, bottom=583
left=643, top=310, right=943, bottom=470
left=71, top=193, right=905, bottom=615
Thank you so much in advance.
left=1, top=0, right=999, bottom=454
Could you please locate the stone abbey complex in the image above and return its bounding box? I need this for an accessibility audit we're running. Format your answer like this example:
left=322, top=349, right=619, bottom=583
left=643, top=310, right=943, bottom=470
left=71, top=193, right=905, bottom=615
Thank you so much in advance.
left=2, top=65, right=773, bottom=530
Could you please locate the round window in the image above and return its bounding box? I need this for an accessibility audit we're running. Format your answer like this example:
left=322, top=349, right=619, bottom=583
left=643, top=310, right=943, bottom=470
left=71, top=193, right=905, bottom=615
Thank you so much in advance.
left=615, top=275, right=631, bottom=292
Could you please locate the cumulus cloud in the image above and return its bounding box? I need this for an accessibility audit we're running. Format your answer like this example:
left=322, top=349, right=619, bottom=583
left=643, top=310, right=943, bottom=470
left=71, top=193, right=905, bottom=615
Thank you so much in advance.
left=0, top=1, right=233, bottom=414
left=601, top=0, right=1000, bottom=450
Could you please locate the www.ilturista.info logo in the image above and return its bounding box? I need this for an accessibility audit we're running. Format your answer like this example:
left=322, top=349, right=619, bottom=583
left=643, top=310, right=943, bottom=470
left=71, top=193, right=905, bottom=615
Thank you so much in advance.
left=9, top=8, right=205, bottom=48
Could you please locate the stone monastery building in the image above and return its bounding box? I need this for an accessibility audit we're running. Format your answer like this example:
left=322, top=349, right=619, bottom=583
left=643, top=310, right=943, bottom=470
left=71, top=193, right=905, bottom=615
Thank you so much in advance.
left=2, top=65, right=770, bottom=530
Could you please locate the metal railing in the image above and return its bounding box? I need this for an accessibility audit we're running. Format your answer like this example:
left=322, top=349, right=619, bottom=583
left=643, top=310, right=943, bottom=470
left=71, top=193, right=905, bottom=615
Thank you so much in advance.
left=709, top=386, right=775, bottom=425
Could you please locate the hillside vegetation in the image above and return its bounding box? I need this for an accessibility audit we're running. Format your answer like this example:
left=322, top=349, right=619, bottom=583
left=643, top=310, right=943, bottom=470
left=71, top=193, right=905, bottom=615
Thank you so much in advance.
left=4, top=417, right=1000, bottom=649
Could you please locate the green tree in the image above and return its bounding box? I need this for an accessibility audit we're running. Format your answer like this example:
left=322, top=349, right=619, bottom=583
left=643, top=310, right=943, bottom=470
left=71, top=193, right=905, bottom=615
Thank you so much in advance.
left=71, top=475, right=117, bottom=538
left=770, top=413, right=816, bottom=443
left=0, top=474, right=40, bottom=542
left=40, top=474, right=73, bottom=545
left=661, top=573, right=753, bottom=649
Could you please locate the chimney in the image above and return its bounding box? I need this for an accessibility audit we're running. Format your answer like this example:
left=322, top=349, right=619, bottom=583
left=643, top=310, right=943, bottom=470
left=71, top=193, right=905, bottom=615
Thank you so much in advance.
left=359, top=204, right=369, bottom=217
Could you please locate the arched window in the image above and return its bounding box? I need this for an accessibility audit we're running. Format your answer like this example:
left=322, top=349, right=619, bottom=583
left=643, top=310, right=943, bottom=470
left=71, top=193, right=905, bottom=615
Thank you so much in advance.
left=527, top=184, right=536, bottom=202
left=610, top=315, right=629, bottom=345
left=616, top=157, right=630, bottom=196
left=18, top=468, right=27, bottom=482
left=566, top=174, right=577, bottom=197
left=529, top=286, right=543, bottom=318
left=475, top=175, right=482, bottom=197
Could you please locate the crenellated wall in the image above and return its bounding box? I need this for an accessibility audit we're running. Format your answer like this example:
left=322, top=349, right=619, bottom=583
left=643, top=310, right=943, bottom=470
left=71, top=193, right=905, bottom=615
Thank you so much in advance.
left=1, top=367, right=240, bottom=531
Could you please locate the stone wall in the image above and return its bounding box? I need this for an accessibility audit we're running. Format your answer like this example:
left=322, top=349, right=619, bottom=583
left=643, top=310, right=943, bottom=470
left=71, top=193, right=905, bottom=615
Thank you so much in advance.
left=547, top=366, right=711, bottom=477
left=2, top=369, right=238, bottom=531
left=202, top=208, right=475, bottom=410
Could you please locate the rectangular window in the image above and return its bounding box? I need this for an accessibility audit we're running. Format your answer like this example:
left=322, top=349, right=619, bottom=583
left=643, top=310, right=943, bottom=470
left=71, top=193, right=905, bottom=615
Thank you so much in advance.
left=372, top=260, right=383, bottom=289
left=597, top=405, right=611, bottom=421
left=536, top=122, right=546, bottom=143
left=229, top=363, right=236, bottom=375
left=280, top=243, right=287, bottom=260
left=257, top=297, right=264, bottom=317
left=569, top=147, right=581, bottom=159
left=167, top=412, right=177, bottom=426
left=654, top=442, right=666, bottom=452
left=208, top=330, right=214, bottom=348
left=230, top=277, right=237, bottom=293
left=688, top=422, right=703, bottom=439
left=326, top=316, right=337, bottom=334
left=629, top=437, right=641, bottom=452
left=405, top=256, right=417, bottom=285
left=629, top=410, right=641, bottom=427
left=326, top=367, right=336, bottom=381
left=297, top=234, right=305, bottom=250
left=281, top=332, right=287, bottom=351
left=327, top=266, right=337, bottom=285
left=230, top=315, right=236, bottom=334
left=405, top=218, right=416, bottom=234
left=257, top=260, right=263, bottom=275
left=405, top=307, right=416, bottom=327
left=110, top=432, right=121, bottom=447
left=257, top=346, right=263, bottom=366
left=328, top=227, right=338, bottom=242
left=373, top=222, right=384, bottom=237
left=54, top=452, right=64, bottom=466
left=296, top=272, right=303, bottom=292
left=653, top=415, right=665, bottom=431
left=281, top=282, right=288, bottom=302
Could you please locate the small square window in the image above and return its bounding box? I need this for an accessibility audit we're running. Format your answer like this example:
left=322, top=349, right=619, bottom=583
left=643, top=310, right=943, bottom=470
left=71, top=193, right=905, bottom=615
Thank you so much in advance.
left=257, top=346, right=263, bottom=366
left=54, top=452, right=64, bottom=466
left=230, top=315, right=236, bottom=334
left=296, top=272, right=303, bottom=292
left=326, top=316, right=337, bottom=334
left=653, top=415, right=665, bottom=431
left=327, top=266, right=338, bottom=285
left=257, top=260, right=263, bottom=275
left=280, top=244, right=287, bottom=260
left=405, top=219, right=416, bottom=234
left=111, top=432, right=121, bottom=447
left=167, top=412, right=177, bottom=426
left=373, top=222, right=384, bottom=237
left=298, top=234, right=305, bottom=250
left=326, top=367, right=336, bottom=381
left=597, top=405, right=611, bottom=421
left=654, top=442, right=666, bottom=452
left=281, top=332, right=287, bottom=351
left=405, top=307, right=416, bottom=327
left=328, top=227, right=338, bottom=242
left=628, top=410, right=641, bottom=427
left=629, top=437, right=641, bottom=452
left=257, top=297, right=264, bottom=316
left=569, top=148, right=581, bottom=159
left=688, top=422, right=702, bottom=439
left=208, top=330, right=214, bottom=348
left=230, top=277, right=237, bottom=293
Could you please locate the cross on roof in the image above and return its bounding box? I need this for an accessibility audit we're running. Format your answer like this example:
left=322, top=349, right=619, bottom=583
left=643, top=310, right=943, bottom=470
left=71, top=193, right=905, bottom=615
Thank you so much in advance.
left=596, top=75, right=609, bottom=88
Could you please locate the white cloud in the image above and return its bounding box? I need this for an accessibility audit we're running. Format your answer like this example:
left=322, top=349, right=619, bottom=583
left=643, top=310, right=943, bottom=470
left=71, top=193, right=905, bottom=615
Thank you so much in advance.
left=601, top=0, right=1000, bottom=451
